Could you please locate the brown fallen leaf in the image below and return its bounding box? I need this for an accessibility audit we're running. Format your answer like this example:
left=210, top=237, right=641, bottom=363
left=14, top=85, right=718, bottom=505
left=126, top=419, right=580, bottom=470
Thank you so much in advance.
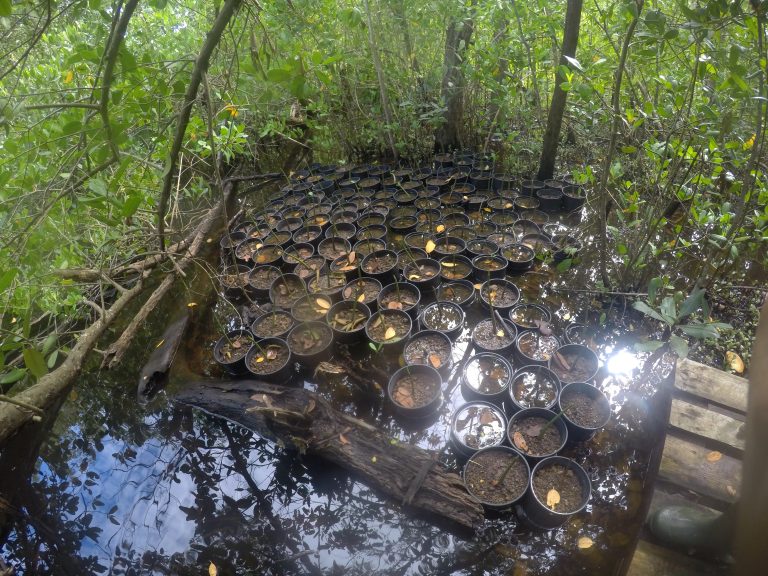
left=428, top=354, right=442, bottom=368
left=706, top=450, right=722, bottom=462
left=479, top=408, right=496, bottom=425
left=512, top=431, right=529, bottom=452
left=348, top=251, right=356, bottom=263
left=546, top=488, right=561, bottom=510
left=387, top=301, right=403, bottom=310
left=577, top=536, right=594, bottom=549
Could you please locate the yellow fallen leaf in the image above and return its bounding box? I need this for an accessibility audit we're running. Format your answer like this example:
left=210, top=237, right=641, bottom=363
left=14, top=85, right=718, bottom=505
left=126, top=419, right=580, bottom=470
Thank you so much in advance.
left=577, top=536, right=594, bottom=549
left=512, top=431, right=528, bottom=452
left=187, top=302, right=198, bottom=308
left=255, top=356, right=265, bottom=363
left=64, top=70, right=74, bottom=84
left=425, top=240, right=436, bottom=254
left=209, top=562, right=218, bottom=576
left=315, top=297, right=331, bottom=310
left=224, top=103, right=239, bottom=118
left=69, top=389, right=78, bottom=401
left=384, top=327, right=397, bottom=340
left=155, top=339, right=165, bottom=349
left=496, top=329, right=505, bottom=337
left=429, top=354, right=441, bottom=368
left=706, top=450, right=722, bottom=462
left=725, top=351, right=744, bottom=374
left=435, top=224, right=446, bottom=233
left=356, top=293, right=366, bottom=302
left=473, top=283, right=482, bottom=290
left=547, top=488, right=561, bottom=510
left=371, top=456, right=377, bottom=463
left=483, top=207, right=492, bottom=212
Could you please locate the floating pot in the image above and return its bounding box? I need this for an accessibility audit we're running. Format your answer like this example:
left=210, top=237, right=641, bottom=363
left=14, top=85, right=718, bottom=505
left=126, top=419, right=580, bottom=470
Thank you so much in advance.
left=213, top=329, right=254, bottom=376
left=244, top=337, right=293, bottom=383
left=519, top=209, right=549, bottom=227
left=450, top=402, right=507, bottom=458
left=536, top=188, right=563, bottom=212
left=522, top=456, right=591, bottom=529
left=507, top=407, right=568, bottom=462
left=502, top=244, right=536, bottom=273
left=466, top=239, right=499, bottom=259
left=558, top=382, right=611, bottom=442
left=446, top=225, right=477, bottom=241
left=471, top=254, right=508, bottom=282
left=419, top=301, right=465, bottom=339
left=404, top=329, right=453, bottom=376
left=487, top=231, right=517, bottom=249
left=388, top=364, right=443, bottom=418
left=514, top=331, right=561, bottom=367
left=464, top=446, right=531, bottom=511
left=512, top=219, right=541, bottom=241
left=563, top=184, right=586, bottom=211
left=461, top=352, right=513, bottom=404
left=548, top=344, right=600, bottom=384
left=509, top=365, right=561, bottom=412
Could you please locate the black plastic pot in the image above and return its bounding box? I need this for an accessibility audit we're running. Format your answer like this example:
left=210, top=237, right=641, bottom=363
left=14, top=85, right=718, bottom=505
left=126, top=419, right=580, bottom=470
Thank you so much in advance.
left=558, top=382, right=611, bottom=442
left=502, top=244, right=536, bottom=273
left=475, top=221, right=497, bottom=238
left=433, top=236, right=466, bottom=258
left=487, top=231, right=517, bottom=249
left=512, top=219, right=541, bottom=241
left=282, top=242, right=315, bottom=269
left=521, top=179, right=545, bottom=197
left=356, top=223, right=388, bottom=242
left=402, top=258, right=442, bottom=292
left=507, top=407, right=568, bottom=462
left=508, top=303, right=552, bottom=332
left=509, top=365, right=561, bottom=412
left=357, top=212, right=387, bottom=228
left=514, top=196, right=540, bottom=211
left=365, top=309, right=413, bottom=353
left=269, top=273, right=306, bottom=310
left=548, top=343, right=600, bottom=385
left=439, top=254, right=473, bottom=282
left=352, top=237, right=386, bottom=257
left=287, top=321, right=334, bottom=368
left=390, top=215, right=418, bottom=235
left=377, top=281, right=421, bottom=320
left=317, top=237, right=352, bottom=261
left=387, top=364, right=443, bottom=418
left=292, top=225, right=323, bottom=246
left=442, top=212, right=471, bottom=229
left=307, top=271, right=347, bottom=302
left=292, top=255, right=327, bottom=282
left=404, top=232, right=434, bottom=252
left=219, top=264, right=252, bottom=300
left=514, top=332, right=561, bottom=367
left=551, top=234, right=583, bottom=263
left=248, top=265, right=282, bottom=299
left=220, top=231, right=247, bottom=264
left=361, top=249, right=399, bottom=284
left=522, top=456, right=591, bottom=529
left=251, top=310, right=295, bottom=340
left=342, top=276, right=382, bottom=311
left=450, top=402, right=507, bottom=458
left=419, top=301, right=465, bottom=339
left=244, top=337, right=293, bottom=383
left=326, top=300, right=371, bottom=345
left=404, top=329, right=453, bottom=377
left=275, top=217, right=303, bottom=233
left=490, top=211, right=518, bottom=228
left=536, top=188, right=563, bottom=212
left=324, top=222, right=356, bottom=241
left=464, top=446, right=531, bottom=511
left=262, top=230, right=293, bottom=248
left=471, top=254, right=508, bottom=282
left=213, top=329, right=254, bottom=376
left=291, top=293, right=332, bottom=323
left=466, top=239, right=499, bottom=259
left=478, top=278, right=521, bottom=313
left=446, top=225, right=477, bottom=241
left=330, top=252, right=360, bottom=280
left=436, top=280, right=475, bottom=308
left=461, top=352, right=513, bottom=404
left=396, top=248, right=428, bottom=273
left=519, top=209, right=550, bottom=227
left=471, top=317, right=517, bottom=355
left=563, top=185, right=586, bottom=211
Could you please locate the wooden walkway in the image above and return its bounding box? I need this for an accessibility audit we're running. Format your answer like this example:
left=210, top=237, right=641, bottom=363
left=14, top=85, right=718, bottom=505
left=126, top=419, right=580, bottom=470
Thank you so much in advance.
left=626, top=358, right=748, bottom=575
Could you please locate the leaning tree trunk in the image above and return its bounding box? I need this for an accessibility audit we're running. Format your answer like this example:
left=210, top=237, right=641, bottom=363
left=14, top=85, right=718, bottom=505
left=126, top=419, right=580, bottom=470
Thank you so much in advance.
left=536, top=0, right=583, bottom=181
left=434, top=16, right=474, bottom=152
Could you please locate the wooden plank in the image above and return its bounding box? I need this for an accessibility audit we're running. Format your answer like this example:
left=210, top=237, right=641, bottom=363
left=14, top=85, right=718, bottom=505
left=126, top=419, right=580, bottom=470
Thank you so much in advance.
left=627, top=540, right=725, bottom=576
left=675, top=358, right=748, bottom=413
left=669, top=398, right=746, bottom=451
left=659, top=434, right=741, bottom=503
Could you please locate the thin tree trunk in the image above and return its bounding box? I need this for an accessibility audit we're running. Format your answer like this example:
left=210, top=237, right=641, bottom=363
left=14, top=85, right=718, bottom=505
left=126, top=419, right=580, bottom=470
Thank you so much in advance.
left=483, top=16, right=509, bottom=152
left=510, top=0, right=541, bottom=113
left=536, top=0, right=583, bottom=180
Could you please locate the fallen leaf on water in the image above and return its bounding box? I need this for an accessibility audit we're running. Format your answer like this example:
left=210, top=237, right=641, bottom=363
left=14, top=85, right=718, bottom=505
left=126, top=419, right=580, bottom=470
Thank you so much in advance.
left=725, top=351, right=744, bottom=374
left=384, top=327, right=397, bottom=340
left=436, top=224, right=445, bottom=233
left=356, top=293, right=366, bottom=302
left=577, top=536, right=594, bottom=549
left=69, top=389, right=78, bottom=401
left=442, top=261, right=456, bottom=267
left=512, top=431, right=528, bottom=452
left=187, top=302, right=198, bottom=308
left=339, top=433, right=350, bottom=445
left=155, top=339, right=165, bottom=349
left=429, top=354, right=442, bottom=368
left=209, top=562, right=218, bottom=576
left=425, top=240, right=436, bottom=254
left=316, top=297, right=331, bottom=310
left=706, top=450, right=722, bottom=462
left=547, top=488, right=561, bottom=510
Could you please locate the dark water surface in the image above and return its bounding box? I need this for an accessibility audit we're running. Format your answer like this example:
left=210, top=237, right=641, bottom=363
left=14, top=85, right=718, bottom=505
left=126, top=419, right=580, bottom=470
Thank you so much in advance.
left=0, top=197, right=675, bottom=575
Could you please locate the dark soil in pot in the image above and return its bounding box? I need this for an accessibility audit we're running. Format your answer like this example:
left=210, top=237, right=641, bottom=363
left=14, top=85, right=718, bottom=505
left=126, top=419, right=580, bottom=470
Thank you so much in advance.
left=514, top=196, right=540, bottom=211
left=446, top=225, right=477, bottom=241
left=420, top=301, right=464, bottom=338
left=516, top=331, right=560, bottom=365
left=403, top=258, right=441, bottom=291
left=248, top=265, right=282, bottom=297
left=219, top=264, right=252, bottom=299
left=436, top=280, right=475, bottom=307
left=474, top=221, right=497, bottom=238
left=330, top=210, right=358, bottom=225
left=293, top=225, right=323, bottom=245
left=507, top=409, right=567, bottom=459
left=510, top=366, right=561, bottom=411
left=442, top=212, right=470, bottom=229
left=357, top=224, right=388, bottom=241
left=464, top=447, right=530, bottom=508
left=330, top=251, right=360, bottom=279
left=439, top=255, right=473, bottom=281
left=487, top=232, right=517, bottom=248
left=404, top=330, right=452, bottom=374
left=377, top=282, right=420, bottom=318
left=291, top=294, right=333, bottom=323
left=521, top=180, right=545, bottom=197
left=487, top=197, right=517, bottom=212
left=307, top=272, right=347, bottom=301
left=390, top=205, right=418, bottom=219
left=365, top=309, right=412, bottom=351
left=490, top=212, right=517, bottom=227
left=282, top=243, right=315, bottom=268
left=404, top=232, right=434, bottom=251
left=433, top=236, right=466, bottom=258
left=521, top=233, right=553, bottom=257
left=472, top=255, right=508, bottom=281
left=414, top=197, right=440, bottom=210
left=213, top=330, right=254, bottom=375
left=536, top=188, right=563, bottom=212
left=262, top=230, right=293, bottom=247
left=466, top=239, right=499, bottom=259
left=324, top=222, right=356, bottom=241
left=343, top=277, right=382, bottom=310
left=525, top=457, right=591, bottom=528
left=563, top=185, right=586, bottom=211
left=472, top=317, right=517, bottom=354
left=327, top=300, right=371, bottom=344
left=462, top=352, right=512, bottom=402
left=531, top=461, right=586, bottom=513
left=388, top=365, right=442, bottom=417
left=245, top=338, right=292, bottom=382
left=508, top=303, right=552, bottom=332
left=502, top=244, right=535, bottom=272
left=361, top=249, right=398, bottom=282
left=519, top=209, right=550, bottom=227
left=353, top=238, right=386, bottom=257
left=396, top=249, right=427, bottom=273
left=318, top=237, right=352, bottom=261
left=549, top=344, right=600, bottom=384
left=451, top=403, right=506, bottom=456
left=251, top=310, right=294, bottom=340
left=270, top=273, right=306, bottom=309
left=248, top=243, right=283, bottom=267
left=293, top=255, right=326, bottom=282
left=287, top=321, right=334, bottom=367
left=559, top=382, right=611, bottom=432
left=390, top=215, right=418, bottom=235
left=358, top=213, right=386, bottom=228
left=479, top=279, right=520, bottom=312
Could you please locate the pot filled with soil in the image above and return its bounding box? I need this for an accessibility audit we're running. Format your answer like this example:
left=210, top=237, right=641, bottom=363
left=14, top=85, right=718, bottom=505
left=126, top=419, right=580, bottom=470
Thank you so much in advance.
left=361, top=249, right=399, bottom=283
left=474, top=221, right=497, bottom=238
left=520, top=180, right=545, bottom=197
left=330, top=209, right=358, bottom=225
left=479, top=279, right=520, bottom=313
left=248, top=265, right=282, bottom=299
left=404, top=330, right=452, bottom=376
left=244, top=337, right=293, bottom=383
left=219, top=264, right=252, bottom=300
left=352, top=237, right=386, bottom=257
left=287, top=321, right=334, bottom=368
left=461, top=352, right=513, bottom=404
left=213, top=329, right=254, bottom=376
left=324, top=222, right=356, bottom=242
left=390, top=215, right=419, bottom=235
left=515, top=329, right=560, bottom=366
left=490, top=211, right=518, bottom=228
left=292, top=255, right=326, bottom=282
left=220, top=231, right=247, bottom=264
left=519, top=209, right=550, bottom=227
left=303, top=215, right=331, bottom=234
left=402, top=258, right=442, bottom=292
left=464, top=446, right=531, bottom=511
left=326, top=300, right=371, bottom=345
left=487, top=231, right=516, bottom=249
left=329, top=251, right=361, bottom=280
left=522, top=456, right=591, bottom=529
left=246, top=242, right=283, bottom=269
left=472, top=254, right=508, bottom=282
left=446, top=225, right=477, bottom=241
left=509, top=366, right=561, bottom=412
left=365, top=309, right=412, bottom=353
left=269, top=273, right=306, bottom=310
left=436, top=280, right=475, bottom=308
left=275, top=217, right=303, bottom=233
left=508, top=303, right=552, bottom=332
left=419, top=301, right=465, bottom=339
left=511, top=219, right=541, bottom=242
left=291, top=294, right=333, bottom=323
left=507, top=407, right=568, bottom=462
left=342, top=277, right=382, bottom=311
left=432, top=236, right=466, bottom=258
left=387, top=364, right=443, bottom=418
left=471, top=315, right=517, bottom=355
left=377, top=281, right=421, bottom=320
left=563, top=184, right=586, bottom=212
left=317, top=237, right=352, bottom=262
left=262, top=230, right=293, bottom=248
left=356, top=223, right=388, bottom=242
left=404, top=232, right=435, bottom=252
left=521, top=233, right=554, bottom=257
left=558, top=382, right=611, bottom=442
left=251, top=309, right=295, bottom=340
left=282, top=242, right=315, bottom=269
left=357, top=212, right=387, bottom=228
left=466, top=239, right=499, bottom=259
left=548, top=344, right=600, bottom=384
left=502, top=243, right=536, bottom=273
left=487, top=196, right=516, bottom=212
left=439, top=254, right=473, bottom=281
left=536, top=187, right=564, bottom=212
left=307, top=271, right=347, bottom=302
left=450, top=402, right=507, bottom=457
left=442, top=212, right=471, bottom=229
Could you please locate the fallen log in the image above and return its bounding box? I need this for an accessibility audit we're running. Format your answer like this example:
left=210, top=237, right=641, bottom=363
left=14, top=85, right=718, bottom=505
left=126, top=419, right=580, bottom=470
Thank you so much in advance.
left=174, top=379, right=484, bottom=531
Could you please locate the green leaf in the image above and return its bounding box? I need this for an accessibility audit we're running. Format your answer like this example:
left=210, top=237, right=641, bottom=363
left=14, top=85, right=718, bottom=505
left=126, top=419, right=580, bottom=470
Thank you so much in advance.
left=42, top=333, right=58, bottom=356
left=0, top=268, right=18, bottom=292
left=677, top=323, right=718, bottom=339
left=0, top=368, right=26, bottom=385
left=0, top=0, right=11, bottom=17
left=121, top=193, right=143, bottom=217
left=669, top=334, right=689, bottom=359
left=266, top=68, right=291, bottom=82
left=23, top=349, right=48, bottom=378
left=556, top=258, right=573, bottom=272
left=633, top=300, right=669, bottom=324
left=678, top=288, right=705, bottom=319
left=61, top=120, right=83, bottom=136
left=647, top=277, right=662, bottom=306
left=633, top=340, right=665, bottom=352
left=660, top=296, right=677, bottom=323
